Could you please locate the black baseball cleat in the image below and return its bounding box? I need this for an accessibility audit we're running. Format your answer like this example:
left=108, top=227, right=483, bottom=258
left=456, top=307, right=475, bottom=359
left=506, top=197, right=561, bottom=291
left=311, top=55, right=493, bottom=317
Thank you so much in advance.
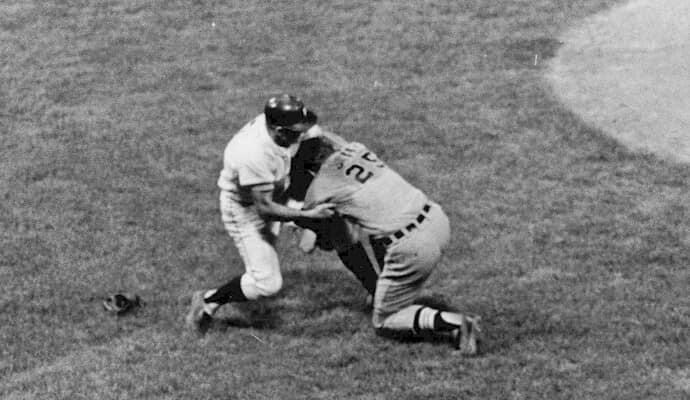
left=452, top=315, right=481, bottom=356
left=185, top=290, right=213, bottom=334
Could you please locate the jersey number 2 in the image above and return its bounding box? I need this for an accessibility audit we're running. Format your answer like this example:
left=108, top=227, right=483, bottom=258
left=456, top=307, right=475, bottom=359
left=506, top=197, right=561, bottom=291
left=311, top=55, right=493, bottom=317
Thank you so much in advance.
left=345, top=165, right=373, bottom=183
left=344, top=151, right=382, bottom=184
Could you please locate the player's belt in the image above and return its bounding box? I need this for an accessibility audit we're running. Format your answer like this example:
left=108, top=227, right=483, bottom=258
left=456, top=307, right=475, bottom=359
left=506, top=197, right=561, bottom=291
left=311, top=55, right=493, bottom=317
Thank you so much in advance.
left=376, top=203, right=432, bottom=247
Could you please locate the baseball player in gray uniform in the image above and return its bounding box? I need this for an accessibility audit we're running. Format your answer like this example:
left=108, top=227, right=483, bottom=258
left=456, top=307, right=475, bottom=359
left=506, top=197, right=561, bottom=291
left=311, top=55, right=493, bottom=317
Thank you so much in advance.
left=296, top=137, right=481, bottom=354
left=185, top=95, right=342, bottom=333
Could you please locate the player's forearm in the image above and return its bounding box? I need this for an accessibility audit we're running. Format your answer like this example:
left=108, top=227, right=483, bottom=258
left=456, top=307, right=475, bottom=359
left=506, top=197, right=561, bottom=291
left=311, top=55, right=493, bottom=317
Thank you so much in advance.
left=255, top=200, right=310, bottom=222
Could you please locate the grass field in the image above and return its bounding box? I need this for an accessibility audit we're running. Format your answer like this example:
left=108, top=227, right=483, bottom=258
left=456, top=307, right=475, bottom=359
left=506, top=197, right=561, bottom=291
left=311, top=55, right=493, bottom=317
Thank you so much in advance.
left=1, top=0, right=688, bottom=399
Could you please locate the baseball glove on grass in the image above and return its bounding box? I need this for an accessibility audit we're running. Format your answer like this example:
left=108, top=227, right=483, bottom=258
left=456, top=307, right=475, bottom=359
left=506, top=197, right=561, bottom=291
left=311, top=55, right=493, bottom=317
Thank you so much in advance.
left=103, top=292, right=142, bottom=315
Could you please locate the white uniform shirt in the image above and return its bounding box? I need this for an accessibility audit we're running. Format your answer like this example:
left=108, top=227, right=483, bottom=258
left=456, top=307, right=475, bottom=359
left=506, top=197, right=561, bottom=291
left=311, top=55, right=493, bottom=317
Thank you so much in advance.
left=217, top=113, right=322, bottom=204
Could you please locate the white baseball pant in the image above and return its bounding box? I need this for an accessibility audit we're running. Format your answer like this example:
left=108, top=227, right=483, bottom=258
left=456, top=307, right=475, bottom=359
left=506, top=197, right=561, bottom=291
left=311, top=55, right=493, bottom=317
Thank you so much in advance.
left=219, top=190, right=283, bottom=300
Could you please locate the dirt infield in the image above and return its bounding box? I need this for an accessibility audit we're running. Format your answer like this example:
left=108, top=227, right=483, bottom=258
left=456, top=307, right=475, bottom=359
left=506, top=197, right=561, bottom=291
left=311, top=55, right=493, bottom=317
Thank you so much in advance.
left=548, top=0, right=690, bottom=164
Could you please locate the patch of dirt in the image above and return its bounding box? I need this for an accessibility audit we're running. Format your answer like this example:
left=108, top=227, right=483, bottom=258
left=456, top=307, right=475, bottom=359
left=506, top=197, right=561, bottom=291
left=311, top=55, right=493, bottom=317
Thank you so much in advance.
left=547, top=0, right=690, bottom=164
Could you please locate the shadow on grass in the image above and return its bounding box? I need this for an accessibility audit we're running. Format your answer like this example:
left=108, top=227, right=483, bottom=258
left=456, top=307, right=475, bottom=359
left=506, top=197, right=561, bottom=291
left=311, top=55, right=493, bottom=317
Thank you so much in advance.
left=213, top=301, right=283, bottom=331
left=197, top=266, right=593, bottom=357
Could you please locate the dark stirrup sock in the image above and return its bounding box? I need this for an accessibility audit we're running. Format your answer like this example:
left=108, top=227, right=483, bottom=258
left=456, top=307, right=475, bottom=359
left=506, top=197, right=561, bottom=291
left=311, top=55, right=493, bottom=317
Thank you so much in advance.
left=204, top=276, right=248, bottom=305
left=433, top=311, right=464, bottom=331
left=412, top=307, right=426, bottom=334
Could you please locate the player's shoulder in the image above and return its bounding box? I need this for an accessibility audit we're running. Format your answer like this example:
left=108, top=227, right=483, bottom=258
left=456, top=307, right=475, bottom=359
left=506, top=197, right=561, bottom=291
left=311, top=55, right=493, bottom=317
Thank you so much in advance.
left=320, top=141, right=370, bottom=171
left=226, top=115, right=270, bottom=158
left=346, top=141, right=367, bottom=150
left=236, top=114, right=267, bottom=138
left=339, top=141, right=370, bottom=156
left=339, top=141, right=380, bottom=161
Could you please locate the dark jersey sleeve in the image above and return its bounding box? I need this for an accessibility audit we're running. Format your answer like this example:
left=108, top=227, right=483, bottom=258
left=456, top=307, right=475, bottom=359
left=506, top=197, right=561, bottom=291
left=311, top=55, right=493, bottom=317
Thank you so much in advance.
left=286, top=138, right=321, bottom=201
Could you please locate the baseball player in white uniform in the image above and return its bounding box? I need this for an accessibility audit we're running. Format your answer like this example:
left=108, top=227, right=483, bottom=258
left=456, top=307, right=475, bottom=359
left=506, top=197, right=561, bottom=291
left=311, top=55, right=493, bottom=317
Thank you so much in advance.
left=185, top=94, right=342, bottom=333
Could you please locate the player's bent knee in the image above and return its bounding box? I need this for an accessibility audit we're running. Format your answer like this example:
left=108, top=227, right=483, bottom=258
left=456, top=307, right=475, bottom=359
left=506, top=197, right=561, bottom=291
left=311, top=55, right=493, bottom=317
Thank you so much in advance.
left=255, top=274, right=283, bottom=297
left=241, top=271, right=283, bottom=299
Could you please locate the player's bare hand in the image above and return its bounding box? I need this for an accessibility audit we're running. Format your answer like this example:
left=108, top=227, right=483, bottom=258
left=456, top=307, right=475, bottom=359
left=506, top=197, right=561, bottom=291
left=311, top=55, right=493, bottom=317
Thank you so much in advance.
left=302, top=203, right=336, bottom=219
left=298, top=229, right=318, bottom=253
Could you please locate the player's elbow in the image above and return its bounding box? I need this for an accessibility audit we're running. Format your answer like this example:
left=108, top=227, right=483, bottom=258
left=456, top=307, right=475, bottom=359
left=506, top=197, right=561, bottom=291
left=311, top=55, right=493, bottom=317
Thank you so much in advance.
left=254, top=199, right=275, bottom=219
left=250, top=186, right=278, bottom=219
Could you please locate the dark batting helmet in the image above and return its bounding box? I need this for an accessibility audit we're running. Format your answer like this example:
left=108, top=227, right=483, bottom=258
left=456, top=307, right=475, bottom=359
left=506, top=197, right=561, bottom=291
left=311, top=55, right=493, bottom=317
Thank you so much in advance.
left=264, top=94, right=318, bottom=131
